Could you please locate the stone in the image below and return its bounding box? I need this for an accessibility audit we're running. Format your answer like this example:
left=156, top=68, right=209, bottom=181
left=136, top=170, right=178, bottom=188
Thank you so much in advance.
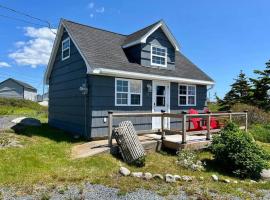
left=260, top=169, right=270, bottom=180
left=12, top=117, right=41, bottom=127
left=174, top=175, right=181, bottom=181
left=144, top=172, right=152, bottom=180
left=165, top=174, right=175, bottom=183
left=152, top=174, right=163, bottom=180
left=233, top=180, right=238, bottom=184
left=211, top=174, right=218, bottom=181
left=131, top=172, right=143, bottom=178
left=182, top=175, right=192, bottom=182
left=119, top=167, right=130, bottom=176
left=250, top=180, right=257, bottom=184
left=223, top=179, right=230, bottom=183
left=199, top=177, right=204, bottom=181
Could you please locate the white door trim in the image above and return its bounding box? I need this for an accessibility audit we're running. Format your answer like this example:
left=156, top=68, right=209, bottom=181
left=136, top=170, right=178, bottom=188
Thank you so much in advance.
left=152, top=80, right=170, bottom=130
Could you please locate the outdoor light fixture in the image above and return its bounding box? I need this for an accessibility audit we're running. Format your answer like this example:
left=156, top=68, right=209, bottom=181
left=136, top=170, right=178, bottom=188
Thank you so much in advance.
left=79, top=83, right=88, bottom=95
left=147, top=83, right=152, bottom=93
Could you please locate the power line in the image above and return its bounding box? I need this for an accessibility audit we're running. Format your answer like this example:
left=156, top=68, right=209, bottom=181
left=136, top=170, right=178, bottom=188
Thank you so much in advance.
left=0, top=14, right=46, bottom=27
left=0, top=4, right=56, bottom=34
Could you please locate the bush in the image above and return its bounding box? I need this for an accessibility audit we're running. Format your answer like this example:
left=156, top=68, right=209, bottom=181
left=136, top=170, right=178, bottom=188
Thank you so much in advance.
left=231, top=103, right=270, bottom=125
left=250, top=124, right=270, bottom=143
left=176, top=150, right=204, bottom=171
left=210, top=122, right=269, bottom=179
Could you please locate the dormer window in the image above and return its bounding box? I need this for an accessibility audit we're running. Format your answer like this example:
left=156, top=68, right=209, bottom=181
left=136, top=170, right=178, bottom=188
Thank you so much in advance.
left=62, top=37, right=70, bottom=61
left=151, top=45, right=167, bottom=67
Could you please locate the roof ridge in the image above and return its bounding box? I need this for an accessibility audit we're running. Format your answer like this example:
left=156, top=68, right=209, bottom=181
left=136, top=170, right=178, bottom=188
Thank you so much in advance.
left=62, top=19, right=127, bottom=37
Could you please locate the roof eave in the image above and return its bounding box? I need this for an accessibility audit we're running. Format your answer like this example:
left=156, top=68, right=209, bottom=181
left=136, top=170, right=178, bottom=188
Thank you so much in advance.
left=91, top=68, right=215, bottom=86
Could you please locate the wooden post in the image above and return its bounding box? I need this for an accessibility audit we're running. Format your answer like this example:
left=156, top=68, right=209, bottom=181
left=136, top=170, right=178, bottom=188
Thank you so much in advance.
left=228, top=110, right=232, bottom=122
left=161, top=110, right=165, bottom=140
left=108, top=111, right=113, bottom=147
left=206, top=112, right=211, bottom=140
left=182, top=111, right=187, bottom=144
left=244, top=110, right=248, bottom=132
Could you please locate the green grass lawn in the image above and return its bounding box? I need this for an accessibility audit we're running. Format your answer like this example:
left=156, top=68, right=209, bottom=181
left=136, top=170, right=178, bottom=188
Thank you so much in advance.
left=0, top=98, right=48, bottom=122
left=1, top=124, right=270, bottom=198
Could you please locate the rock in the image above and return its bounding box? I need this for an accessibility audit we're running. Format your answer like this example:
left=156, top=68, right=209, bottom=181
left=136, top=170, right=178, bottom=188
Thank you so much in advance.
left=182, top=175, right=192, bottom=182
left=152, top=174, right=163, bottom=180
left=131, top=172, right=143, bottom=178
left=165, top=174, right=175, bottom=183
left=211, top=174, right=218, bottom=181
left=143, top=172, right=152, bottom=180
left=260, top=169, right=270, bottom=180
left=223, top=179, right=230, bottom=183
left=199, top=177, right=204, bottom=181
left=250, top=180, right=257, bottom=184
left=174, top=175, right=181, bottom=181
left=233, top=180, right=238, bottom=184
left=119, top=167, right=130, bottom=176
left=12, top=117, right=41, bottom=127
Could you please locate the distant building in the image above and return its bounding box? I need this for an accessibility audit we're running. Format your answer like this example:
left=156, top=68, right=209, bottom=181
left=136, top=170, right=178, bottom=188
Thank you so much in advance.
left=0, top=78, right=37, bottom=101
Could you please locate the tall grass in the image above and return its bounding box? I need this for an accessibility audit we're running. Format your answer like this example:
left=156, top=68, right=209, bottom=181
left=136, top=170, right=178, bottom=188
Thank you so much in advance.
left=0, top=98, right=47, bottom=121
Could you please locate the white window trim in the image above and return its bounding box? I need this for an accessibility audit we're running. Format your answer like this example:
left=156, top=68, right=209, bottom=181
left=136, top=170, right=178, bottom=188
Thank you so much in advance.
left=150, top=44, right=167, bottom=68
left=62, top=37, right=70, bottom=61
left=178, top=84, right=197, bottom=106
left=115, top=78, right=143, bottom=106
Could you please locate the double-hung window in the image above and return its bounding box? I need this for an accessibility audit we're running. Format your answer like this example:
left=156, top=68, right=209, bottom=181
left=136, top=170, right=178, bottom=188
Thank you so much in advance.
left=178, top=84, right=196, bottom=106
left=151, top=45, right=167, bottom=67
left=115, top=79, right=142, bottom=106
left=62, top=37, right=70, bottom=60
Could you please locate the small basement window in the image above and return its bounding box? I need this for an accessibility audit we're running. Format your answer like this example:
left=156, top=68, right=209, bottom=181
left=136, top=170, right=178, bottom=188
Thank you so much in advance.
left=178, top=84, right=196, bottom=106
left=115, top=78, right=142, bottom=106
left=62, top=37, right=70, bottom=60
left=151, top=45, right=167, bottom=67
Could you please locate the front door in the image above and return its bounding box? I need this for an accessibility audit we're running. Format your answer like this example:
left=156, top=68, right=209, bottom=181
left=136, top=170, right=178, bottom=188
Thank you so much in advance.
left=152, top=81, right=170, bottom=130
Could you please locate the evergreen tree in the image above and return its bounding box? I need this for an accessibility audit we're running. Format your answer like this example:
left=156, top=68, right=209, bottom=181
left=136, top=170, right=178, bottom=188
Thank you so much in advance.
left=250, top=60, right=270, bottom=110
left=218, top=70, right=252, bottom=110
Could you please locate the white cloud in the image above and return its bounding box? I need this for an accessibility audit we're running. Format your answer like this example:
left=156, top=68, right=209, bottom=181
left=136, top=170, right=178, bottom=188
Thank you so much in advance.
left=9, top=27, right=57, bottom=68
left=0, top=62, right=10, bottom=68
left=90, top=13, right=94, bottom=18
left=88, top=2, right=94, bottom=9
left=96, top=7, right=105, bottom=13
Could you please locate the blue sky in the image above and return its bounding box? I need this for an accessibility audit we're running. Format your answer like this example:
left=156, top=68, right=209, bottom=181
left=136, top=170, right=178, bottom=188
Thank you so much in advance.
left=0, top=0, right=270, bottom=99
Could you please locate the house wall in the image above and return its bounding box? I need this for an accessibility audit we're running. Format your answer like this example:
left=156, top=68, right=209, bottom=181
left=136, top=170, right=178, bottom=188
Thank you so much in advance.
left=88, top=75, right=207, bottom=138
left=0, top=79, right=24, bottom=99
left=24, top=89, right=37, bottom=101
left=48, top=30, right=89, bottom=138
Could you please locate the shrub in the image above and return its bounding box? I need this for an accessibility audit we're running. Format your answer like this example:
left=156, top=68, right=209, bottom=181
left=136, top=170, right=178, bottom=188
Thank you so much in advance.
left=210, top=122, right=269, bottom=179
left=231, top=103, right=270, bottom=125
left=250, top=124, right=270, bottom=143
left=176, top=150, right=204, bottom=171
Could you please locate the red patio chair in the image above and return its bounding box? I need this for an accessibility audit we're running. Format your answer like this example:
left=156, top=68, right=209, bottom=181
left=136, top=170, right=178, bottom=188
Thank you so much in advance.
left=203, top=108, right=219, bottom=129
left=187, top=109, right=207, bottom=131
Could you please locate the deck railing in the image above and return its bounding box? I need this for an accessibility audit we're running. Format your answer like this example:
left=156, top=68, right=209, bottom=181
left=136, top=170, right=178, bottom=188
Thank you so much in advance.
left=107, top=111, right=248, bottom=147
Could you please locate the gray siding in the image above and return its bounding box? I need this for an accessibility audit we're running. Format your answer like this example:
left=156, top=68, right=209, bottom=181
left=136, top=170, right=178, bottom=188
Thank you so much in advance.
left=141, top=28, right=175, bottom=70
left=88, top=75, right=152, bottom=138
left=48, top=30, right=89, bottom=138
left=0, top=79, right=23, bottom=99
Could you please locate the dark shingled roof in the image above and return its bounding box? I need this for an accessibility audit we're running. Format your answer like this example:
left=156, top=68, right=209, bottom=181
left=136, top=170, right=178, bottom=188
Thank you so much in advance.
left=0, top=78, right=37, bottom=91
left=62, top=19, right=214, bottom=83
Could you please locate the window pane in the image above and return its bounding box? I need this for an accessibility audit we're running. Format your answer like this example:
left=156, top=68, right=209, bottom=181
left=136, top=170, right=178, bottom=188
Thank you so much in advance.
left=152, top=46, right=166, bottom=57
left=188, top=96, right=195, bottom=105
left=62, top=49, right=70, bottom=59
left=152, top=56, right=165, bottom=65
left=131, top=94, right=140, bottom=105
left=156, top=96, right=165, bottom=106
left=179, top=85, right=187, bottom=95
left=156, top=86, right=165, bottom=95
left=188, top=86, right=195, bottom=95
left=179, top=96, right=186, bottom=105
left=117, top=80, right=128, bottom=92
left=117, top=93, right=128, bottom=105
left=63, top=39, right=70, bottom=49
left=130, top=80, right=141, bottom=93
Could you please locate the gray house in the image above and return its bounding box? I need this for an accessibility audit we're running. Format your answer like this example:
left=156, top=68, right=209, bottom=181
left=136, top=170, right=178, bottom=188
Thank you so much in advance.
left=0, top=78, right=37, bottom=101
left=44, top=19, right=214, bottom=139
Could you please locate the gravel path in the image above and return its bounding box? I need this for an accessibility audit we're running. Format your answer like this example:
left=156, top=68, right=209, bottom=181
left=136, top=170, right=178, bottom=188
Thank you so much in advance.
left=0, top=116, right=17, bottom=131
